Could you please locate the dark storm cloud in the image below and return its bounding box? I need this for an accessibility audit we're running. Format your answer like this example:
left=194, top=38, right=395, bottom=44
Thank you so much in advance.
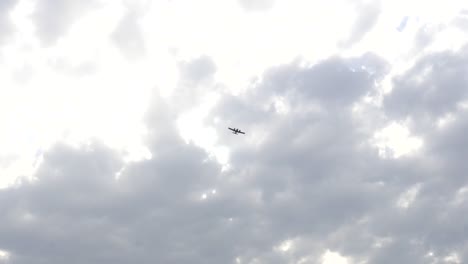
left=31, top=0, right=98, bottom=46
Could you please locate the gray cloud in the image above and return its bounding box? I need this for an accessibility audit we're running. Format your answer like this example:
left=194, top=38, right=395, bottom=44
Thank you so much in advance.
left=384, top=45, right=468, bottom=130
left=340, top=0, right=382, bottom=47
left=31, top=0, right=98, bottom=46
left=178, top=55, right=216, bottom=85
left=0, top=102, right=230, bottom=264
left=412, top=24, right=446, bottom=53
left=256, top=55, right=385, bottom=108
left=208, top=52, right=468, bottom=262
left=169, top=55, right=218, bottom=110
left=111, top=8, right=146, bottom=60
left=0, top=0, right=18, bottom=45
left=0, top=55, right=382, bottom=263
left=2, top=46, right=468, bottom=263
left=206, top=55, right=400, bottom=261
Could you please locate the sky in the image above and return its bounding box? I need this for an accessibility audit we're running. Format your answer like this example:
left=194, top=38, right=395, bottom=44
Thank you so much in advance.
left=1, top=0, right=468, bottom=263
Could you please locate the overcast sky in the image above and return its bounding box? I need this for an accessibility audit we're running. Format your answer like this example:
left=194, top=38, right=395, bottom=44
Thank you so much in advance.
left=1, top=0, right=468, bottom=263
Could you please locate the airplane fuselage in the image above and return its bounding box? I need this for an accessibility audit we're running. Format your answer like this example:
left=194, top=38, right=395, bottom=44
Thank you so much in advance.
left=228, top=127, right=245, bottom=134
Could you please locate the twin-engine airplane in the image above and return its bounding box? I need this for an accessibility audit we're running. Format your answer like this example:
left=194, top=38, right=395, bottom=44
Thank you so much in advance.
left=228, top=127, right=245, bottom=135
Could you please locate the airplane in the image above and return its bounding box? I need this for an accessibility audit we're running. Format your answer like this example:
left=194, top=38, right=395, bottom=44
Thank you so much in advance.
left=228, top=127, right=245, bottom=135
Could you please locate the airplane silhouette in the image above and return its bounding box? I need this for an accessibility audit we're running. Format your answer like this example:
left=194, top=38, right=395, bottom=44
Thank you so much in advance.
left=228, top=127, right=245, bottom=135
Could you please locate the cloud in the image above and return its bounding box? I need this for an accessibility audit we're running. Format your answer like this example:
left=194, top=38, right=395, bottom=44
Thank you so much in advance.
left=111, top=7, right=146, bottom=60
left=255, top=55, right=386, bottom=108
left=340, top=0, right=382, bottom=47
left=0, top=0, right=18, bottom=45
left=2, top=1, right=468, bottom=263
left=3, top=47, right=468, bottom=263
left=384, top=45, right=468, bottom=128
left=178, top=55, right=217, bottom=85
left=205, top=55, right=394, bottom=261
left=171, top=55, right=218, bottom=111
left=210, top=50, right=468, bottom=263
left=237, top=0, right=276, bottom=11
left=0, top=100, right=228, bottom=263
left=0, top=53, right=385, bottom=263
left=453, top=9, right=468, bottom=37
left=412, top=23, right=446, bottom=53
left=31, top=0, right=98, bottom=45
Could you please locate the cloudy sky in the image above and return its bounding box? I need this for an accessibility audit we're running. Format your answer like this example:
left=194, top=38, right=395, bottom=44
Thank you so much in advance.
left=1, top=0, right=468, bottom=263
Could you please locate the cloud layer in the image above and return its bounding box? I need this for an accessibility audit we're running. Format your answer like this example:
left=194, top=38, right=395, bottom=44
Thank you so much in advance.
left=1, top=0, right=468, bottom=263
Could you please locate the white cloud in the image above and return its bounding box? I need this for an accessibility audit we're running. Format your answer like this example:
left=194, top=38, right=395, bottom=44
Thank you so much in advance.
left=372, top=122, right=423, bottom=158
left=0, top=249, right=10, bottom=259
left=396, top=184, right=421, bottom=208
left=322, top=250, right=349, bottom=264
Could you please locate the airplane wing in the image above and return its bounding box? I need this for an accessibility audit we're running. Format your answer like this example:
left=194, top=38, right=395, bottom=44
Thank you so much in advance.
left=228, top=127, right=245, bottom=134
